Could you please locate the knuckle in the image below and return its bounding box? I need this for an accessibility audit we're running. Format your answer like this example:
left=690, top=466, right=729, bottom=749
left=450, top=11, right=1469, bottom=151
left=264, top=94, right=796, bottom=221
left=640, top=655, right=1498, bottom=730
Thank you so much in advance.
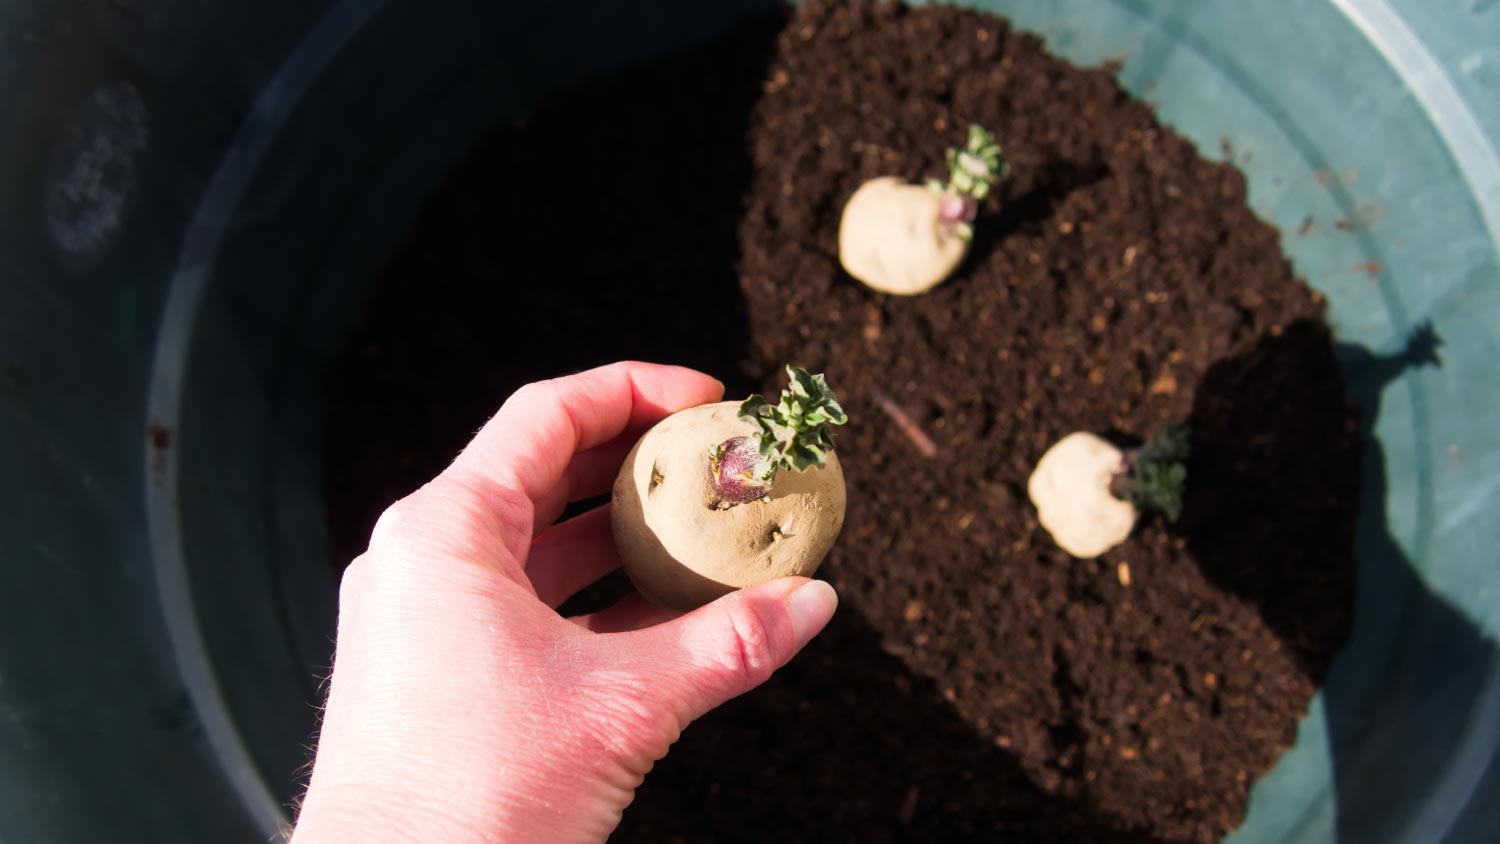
left=336, top=550, right=383, bottom=609
left=367, top=478, right=530, bottom=561
left=442, top=475, right=533, bottom=557
left=717, top=598, right=778, bottom=687
left=368, top=495, right=415, bottom=548
left=503, top=379, right=558, bottom=414
left=367, top=492, right=444, bottom=556
left=512, top=375, right=591, bottom=433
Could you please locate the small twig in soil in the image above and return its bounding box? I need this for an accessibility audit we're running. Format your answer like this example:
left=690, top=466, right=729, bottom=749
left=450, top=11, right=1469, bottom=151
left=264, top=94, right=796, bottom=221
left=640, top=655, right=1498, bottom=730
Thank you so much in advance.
left=898, top=786, right=921, bottom=824
left=875, top=391, right=939, bottom=458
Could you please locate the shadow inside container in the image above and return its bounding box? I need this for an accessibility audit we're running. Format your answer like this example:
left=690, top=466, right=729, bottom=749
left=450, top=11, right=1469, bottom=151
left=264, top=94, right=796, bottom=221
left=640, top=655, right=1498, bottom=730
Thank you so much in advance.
left=321, top=10, right=783, bottom=566
left=1183, top=320, right=1498, bottom=839
left=608, top=601, right=1157, bottom=844
left=1321, top=326, right=1499, bottom=842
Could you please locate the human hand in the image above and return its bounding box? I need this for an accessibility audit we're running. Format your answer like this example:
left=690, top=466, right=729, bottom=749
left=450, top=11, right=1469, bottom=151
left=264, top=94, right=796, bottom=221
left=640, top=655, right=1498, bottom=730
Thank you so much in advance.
left=291, top=362, right=839, bottom=844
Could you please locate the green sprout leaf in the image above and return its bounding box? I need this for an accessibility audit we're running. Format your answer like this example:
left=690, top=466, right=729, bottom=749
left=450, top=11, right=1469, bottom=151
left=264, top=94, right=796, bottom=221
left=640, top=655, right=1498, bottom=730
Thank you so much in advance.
left=1112, top=425, right=1190, bottom=522
left=942, top=124, right=1009, bottom=202
left=738, top=366, right=848, bottom=478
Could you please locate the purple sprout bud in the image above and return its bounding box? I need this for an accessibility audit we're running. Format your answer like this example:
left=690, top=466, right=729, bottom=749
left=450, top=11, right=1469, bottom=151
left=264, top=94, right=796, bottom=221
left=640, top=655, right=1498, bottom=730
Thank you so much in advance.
left=710, top=435, right=775, bottom=505
left=937, top=193, right=978, bottom=226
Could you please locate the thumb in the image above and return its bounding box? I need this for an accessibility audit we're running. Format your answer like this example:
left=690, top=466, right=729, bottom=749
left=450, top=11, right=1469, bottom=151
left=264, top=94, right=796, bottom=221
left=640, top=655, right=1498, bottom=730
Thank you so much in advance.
left=625, top=577, right=838, bottom=727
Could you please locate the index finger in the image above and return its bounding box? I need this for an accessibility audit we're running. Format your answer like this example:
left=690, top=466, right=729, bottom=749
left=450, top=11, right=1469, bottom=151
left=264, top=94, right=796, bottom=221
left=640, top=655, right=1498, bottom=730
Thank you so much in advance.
left=442, top=361, right=724, bottom=551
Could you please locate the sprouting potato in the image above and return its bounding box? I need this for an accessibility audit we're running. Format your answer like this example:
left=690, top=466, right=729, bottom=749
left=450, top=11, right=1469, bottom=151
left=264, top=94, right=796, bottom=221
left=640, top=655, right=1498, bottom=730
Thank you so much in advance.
left=612, top=367, right=848, bottom=610
left=839, top=124, right=1008, bottom=295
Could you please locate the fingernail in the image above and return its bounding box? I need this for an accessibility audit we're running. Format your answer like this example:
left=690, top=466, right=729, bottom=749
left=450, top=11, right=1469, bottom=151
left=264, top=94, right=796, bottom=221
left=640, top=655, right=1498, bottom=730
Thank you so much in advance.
left=787, top=580, right=838, bottom=649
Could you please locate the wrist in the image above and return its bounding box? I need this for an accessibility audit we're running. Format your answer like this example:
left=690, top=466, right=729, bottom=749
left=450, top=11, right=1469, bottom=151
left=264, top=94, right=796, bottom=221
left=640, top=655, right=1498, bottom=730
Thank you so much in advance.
left=291, top=749, right=631, bottom=844
left=291, top=780, right=483, bottom=844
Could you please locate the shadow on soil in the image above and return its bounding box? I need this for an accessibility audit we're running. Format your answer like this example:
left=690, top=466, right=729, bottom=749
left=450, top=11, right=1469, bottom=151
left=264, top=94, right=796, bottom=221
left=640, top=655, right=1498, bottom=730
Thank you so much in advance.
left=1182, top=320, right=1363, bottom=685
left=608, top=596, right=1158, bottom=844
left=967, top=159, right=1111, bottom=270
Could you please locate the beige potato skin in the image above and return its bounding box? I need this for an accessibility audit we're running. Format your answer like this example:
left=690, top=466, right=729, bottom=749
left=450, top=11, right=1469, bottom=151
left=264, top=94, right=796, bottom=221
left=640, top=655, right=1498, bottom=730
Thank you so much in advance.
left=611, top=402, right=846, bottom=611
left=1028, top=431, right=1139, bottom=559
left=838, top=176, right=970, bottom=295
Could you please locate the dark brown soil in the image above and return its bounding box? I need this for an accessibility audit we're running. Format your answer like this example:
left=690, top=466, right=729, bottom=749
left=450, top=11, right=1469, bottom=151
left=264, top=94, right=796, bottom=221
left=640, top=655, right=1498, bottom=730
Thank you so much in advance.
left=322, top=2, right=1361, bottom=841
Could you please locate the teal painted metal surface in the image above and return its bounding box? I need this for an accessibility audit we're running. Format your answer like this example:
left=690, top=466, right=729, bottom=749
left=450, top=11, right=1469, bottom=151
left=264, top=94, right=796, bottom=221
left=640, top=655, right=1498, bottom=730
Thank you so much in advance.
left=1, top=0, right=1495, bottom=840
